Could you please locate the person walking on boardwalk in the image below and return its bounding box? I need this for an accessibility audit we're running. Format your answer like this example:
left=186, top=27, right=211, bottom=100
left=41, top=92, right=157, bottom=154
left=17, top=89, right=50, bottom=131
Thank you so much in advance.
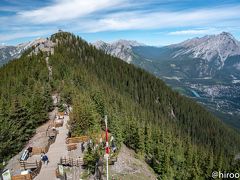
left=41, top=153, right=49, bottom=165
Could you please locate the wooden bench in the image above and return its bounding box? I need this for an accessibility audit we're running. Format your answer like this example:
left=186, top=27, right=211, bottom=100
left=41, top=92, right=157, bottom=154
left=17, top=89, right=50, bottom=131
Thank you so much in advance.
left=20, top=160, right=41, bottom=170
left=19, top=160, right=42, bottom=179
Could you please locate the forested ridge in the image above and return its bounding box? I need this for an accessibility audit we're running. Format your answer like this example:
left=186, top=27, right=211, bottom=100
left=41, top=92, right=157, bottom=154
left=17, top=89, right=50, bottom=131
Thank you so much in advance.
left=0, top=32, right=240, bottom=178
left=0, top=50, right=53, bottom=165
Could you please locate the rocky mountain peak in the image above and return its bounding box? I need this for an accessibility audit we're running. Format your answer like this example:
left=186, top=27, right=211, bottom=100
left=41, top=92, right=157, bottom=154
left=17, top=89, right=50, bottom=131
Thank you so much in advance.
left=112, top=39, right=144, bottom=47
left=94, top=40, right=108, bottom=49
left=0, top=38, right=55, bottom=66
left=172, top=32, right=240, bottom=67
left=93, top=39, right=144, bottom=63
left=219, top=31, right=234, bottom=38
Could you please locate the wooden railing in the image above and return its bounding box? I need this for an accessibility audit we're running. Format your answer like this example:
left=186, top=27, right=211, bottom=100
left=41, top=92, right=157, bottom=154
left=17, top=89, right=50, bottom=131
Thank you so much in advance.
left=31, top=161, right=42, bottom=179
left=60, top=157, right=83, bottom=167
left=31, top=130, right=57, bottom=155
left=19, top=160, right=42, bottom=179
left=20, top=160, right=40, bottom=170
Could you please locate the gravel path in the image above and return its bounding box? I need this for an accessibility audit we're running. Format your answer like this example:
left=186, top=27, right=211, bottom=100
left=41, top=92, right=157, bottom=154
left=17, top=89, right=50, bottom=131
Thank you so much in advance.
left=35, top=115, right=69, bottom=180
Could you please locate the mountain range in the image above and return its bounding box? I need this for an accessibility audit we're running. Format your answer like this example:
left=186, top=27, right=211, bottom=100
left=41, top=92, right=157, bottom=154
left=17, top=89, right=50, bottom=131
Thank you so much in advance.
left=1, top=31, right=240, bottom=178
left=1, top=32, right=240, bottom=128
left=94, top=32, right=240, bottom=128
left=0, top=38, right=47, bottom=66
left=0, top=32, right=240, bottom=179
left=94, top=32, right=240, bottom=78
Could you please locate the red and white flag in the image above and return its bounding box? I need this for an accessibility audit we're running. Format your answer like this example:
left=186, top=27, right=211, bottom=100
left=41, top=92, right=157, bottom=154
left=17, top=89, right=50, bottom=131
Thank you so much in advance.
left=105, top=116, right=110, bottom=155
left=105, top=128, right=110, bottom=154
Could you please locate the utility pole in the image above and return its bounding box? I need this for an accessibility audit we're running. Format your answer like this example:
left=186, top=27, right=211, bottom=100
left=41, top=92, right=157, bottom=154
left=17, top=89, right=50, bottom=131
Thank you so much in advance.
left=104, top=115, right=109, bottom=180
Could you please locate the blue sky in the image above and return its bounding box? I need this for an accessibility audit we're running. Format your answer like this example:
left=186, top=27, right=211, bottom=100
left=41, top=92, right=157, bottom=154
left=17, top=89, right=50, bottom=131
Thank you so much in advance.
left=1, top=0, right=240, bottom=46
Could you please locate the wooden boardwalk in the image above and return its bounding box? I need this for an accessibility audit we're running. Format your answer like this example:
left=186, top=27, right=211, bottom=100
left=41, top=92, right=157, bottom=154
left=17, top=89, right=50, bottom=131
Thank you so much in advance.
left=35, top=115, right=69, bottom=180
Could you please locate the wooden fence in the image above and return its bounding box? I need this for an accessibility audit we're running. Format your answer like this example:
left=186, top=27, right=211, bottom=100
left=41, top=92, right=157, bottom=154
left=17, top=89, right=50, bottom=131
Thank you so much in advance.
left=11, top=174, right=32, bottom=180
left=65, top=136, right=89, bottom=144
left=60, top=157, right=83, bottom=167
left=31, top=130, right=57, bottom=155
left=20, top=160, right=41, bottom=170
left=32, top=147, right=47, bottom=155
left=31, top=161, right=42, bottom=179
left=19, top=160, right=42, bottom=179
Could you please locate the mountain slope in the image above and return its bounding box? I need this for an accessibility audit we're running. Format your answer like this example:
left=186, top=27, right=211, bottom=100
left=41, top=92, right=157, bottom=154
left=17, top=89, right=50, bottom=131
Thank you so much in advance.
left=93, top=39, right=144, bottom=63
left=0, top=38, right=48, bottom=66
left=0, top=49, right=53, bottom=163
left=1, top=32, right=240, bottom=178
left=171, top=32, right=240, bottom=68
left=94, top=32, right=240, bottom=128
left=0, top=45, right=20, bottom=66
left=169, top=32, right=240, bottom=78
left=50, top=32, right=240, bottom=178
left=95, top=32, right=240, bottom=78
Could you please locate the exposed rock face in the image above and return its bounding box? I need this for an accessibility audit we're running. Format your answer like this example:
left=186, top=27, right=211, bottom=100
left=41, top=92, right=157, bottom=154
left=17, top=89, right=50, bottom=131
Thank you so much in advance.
left=94, top=32, right=240, bottom=77
left=171, top=32, right=240, bottom=69
left=0, top=46, right=18, bottom=66
left=0, top=38, right=55, bottom=66
left=31, top=38, right=55, bottom=55
left=94, top=40, right=144, bottom=63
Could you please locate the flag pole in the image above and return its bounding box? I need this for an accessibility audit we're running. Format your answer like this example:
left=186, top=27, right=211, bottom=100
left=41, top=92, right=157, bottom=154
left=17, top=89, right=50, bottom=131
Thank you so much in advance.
left=104, top=115, right=109, bottom=180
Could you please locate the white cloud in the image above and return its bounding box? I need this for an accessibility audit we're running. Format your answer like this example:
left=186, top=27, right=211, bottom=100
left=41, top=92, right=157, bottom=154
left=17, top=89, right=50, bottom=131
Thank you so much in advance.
left=168, top=28, right=221, bottom=35
left=18, top=0, right=125, bottom=23
left=15, top=1, right=240, bottom=31
left=2, top=1, right=240, bottom=43
left=81, top=6, right=240, bottom=32
left=0, top=29, right=54, bottom=42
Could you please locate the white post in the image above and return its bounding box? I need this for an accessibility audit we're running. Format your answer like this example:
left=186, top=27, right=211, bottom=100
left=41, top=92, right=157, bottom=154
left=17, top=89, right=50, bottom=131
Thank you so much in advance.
left=105, top=115, right=109, bottom=180
left=106, top=156, right=108, bottom=180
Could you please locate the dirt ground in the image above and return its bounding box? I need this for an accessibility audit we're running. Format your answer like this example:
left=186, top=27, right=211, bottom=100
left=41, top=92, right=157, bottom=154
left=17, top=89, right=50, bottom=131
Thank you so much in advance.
left=69, top=143, right=157, bottom=180
left=110, top=144, right=157, bottom=180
